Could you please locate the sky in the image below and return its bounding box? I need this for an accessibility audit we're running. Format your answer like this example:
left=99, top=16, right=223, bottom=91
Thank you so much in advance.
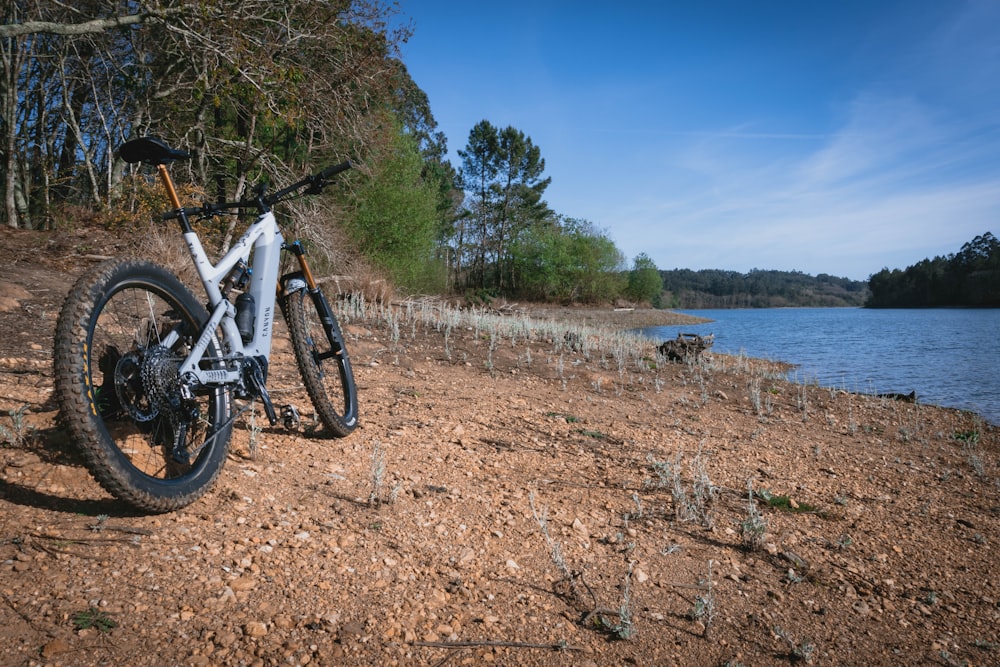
left=395, top=1, right=1000, bottom=281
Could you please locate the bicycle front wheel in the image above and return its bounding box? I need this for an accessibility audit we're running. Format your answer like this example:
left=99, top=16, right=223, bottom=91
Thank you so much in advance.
left=54, top=260, right=232, bottom=512
left=283, top=287, right=358, bottom=437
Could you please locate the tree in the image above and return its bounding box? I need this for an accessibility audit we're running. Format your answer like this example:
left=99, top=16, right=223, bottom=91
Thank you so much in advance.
left=455, top=120, right=551, bottom=292
left=491, top=125, right=551, bottom=290
left=625, top=253, right=663, bottom=306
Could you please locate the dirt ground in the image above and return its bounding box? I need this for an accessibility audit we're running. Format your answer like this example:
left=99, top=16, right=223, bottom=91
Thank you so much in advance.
left=1, top=228, right=998, bottom=667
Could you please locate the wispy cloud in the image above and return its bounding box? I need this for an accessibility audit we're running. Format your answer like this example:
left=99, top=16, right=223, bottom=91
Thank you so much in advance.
left=798, top=94, right=941, bottom=187
left=604, top=85, right=1000, bottom=279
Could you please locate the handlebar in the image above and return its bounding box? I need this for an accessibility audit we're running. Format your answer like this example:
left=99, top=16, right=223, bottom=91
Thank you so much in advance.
left=162, top=160, right=352, bottom=221
left=318, top=160, right=353, bottom=180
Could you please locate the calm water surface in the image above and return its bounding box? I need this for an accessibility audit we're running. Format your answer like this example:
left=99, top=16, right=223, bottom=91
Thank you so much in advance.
left=639, top=308, right=1000, bottom=425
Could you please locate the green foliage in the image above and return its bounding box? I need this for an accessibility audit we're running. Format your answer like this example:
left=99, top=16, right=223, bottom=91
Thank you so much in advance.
left=72, top=608, right=116, bottom=633
left=757, top=489, right=816, bottom=513
left=625, top=253, right=663, bottom=306
left=509, top=217, right=625, bottom=303
left=866, top=232, right=1000, bottom=307
left=662, top=268, right=868, bottom=308
left=345, top=125, right=446, bottom=293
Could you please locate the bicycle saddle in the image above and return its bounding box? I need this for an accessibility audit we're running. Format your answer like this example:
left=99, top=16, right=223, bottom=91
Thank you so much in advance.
left=118, top=137, right=191, bottom=165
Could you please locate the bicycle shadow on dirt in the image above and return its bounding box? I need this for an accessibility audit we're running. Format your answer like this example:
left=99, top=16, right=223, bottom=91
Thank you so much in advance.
left=0, top=477, right=139, bottom=517
left=0, top=425, right=144, bottom=517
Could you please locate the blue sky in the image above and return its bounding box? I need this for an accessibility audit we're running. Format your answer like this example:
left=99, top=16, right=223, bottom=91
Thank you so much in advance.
left=396, top=1, right=1000, bottom=280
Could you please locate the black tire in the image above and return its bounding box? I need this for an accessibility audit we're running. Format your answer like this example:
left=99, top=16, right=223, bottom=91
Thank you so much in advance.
left=54, top=260, right=232, bottom=512
left=283, top=287, right=358, bottom=437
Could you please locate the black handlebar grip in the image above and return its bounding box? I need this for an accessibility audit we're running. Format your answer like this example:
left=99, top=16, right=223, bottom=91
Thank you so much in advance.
left=318, top=160, right=352, bottom=180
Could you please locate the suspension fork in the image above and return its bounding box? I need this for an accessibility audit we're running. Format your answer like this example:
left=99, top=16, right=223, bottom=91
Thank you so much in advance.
left=282, top=241, right=345, bottom=356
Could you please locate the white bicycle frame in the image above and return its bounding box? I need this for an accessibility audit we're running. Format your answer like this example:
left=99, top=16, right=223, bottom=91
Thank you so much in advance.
left=169, top=210, right=284, bottom=386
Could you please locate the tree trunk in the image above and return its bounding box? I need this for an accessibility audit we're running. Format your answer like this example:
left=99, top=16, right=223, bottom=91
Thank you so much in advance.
left=1, top=33, right=22, bottom=227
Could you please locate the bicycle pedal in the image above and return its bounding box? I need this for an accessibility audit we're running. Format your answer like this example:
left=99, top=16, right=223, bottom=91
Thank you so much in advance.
left=280, top=404, right=301, bottom=430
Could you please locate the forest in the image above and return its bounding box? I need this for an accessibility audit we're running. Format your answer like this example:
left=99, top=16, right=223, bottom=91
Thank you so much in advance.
left=866, top=232, right=1000, bottom=307
left=660, top=269, right=868, bottom=309
left=1, top=2, right=858, bottom=309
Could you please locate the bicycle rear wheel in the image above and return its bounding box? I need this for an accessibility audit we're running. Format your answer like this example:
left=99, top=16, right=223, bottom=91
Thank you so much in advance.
left=283, top=286, right=358, bottom=437
left=54, top=260, right=232, bottom=512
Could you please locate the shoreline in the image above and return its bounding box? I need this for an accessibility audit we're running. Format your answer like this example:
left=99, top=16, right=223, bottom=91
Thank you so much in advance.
left=520, top=304, right=712, bottom=330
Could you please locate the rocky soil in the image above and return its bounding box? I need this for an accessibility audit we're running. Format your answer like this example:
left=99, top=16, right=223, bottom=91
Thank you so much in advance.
left=1, top=228, right=998, bottom=667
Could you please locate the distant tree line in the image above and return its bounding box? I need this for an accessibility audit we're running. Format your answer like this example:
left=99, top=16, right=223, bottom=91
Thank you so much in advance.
left=866, top=232, right=1000, bottom=307
left=661, top=269, right=868, bottom=308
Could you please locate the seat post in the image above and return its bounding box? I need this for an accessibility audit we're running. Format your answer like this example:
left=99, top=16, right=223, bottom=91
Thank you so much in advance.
left=157, top=164, right=183, bottom=209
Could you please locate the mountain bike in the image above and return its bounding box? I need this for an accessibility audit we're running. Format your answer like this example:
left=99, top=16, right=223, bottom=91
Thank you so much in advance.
left=54, top=137, right=359, bottom=512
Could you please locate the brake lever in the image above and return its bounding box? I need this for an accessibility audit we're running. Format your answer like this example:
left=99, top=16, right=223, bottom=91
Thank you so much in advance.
left=304, top=175, right=326, bottom=195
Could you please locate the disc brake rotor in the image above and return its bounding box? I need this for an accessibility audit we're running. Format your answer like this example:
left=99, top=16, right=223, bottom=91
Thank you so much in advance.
left=114, top=351, right=157, bottom=422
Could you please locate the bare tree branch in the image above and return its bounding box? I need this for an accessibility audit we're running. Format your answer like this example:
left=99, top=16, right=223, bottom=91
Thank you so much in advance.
left=0, top=10, right=181, bottom=39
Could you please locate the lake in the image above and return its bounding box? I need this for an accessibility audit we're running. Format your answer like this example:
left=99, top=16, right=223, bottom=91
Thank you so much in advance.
left=638, top=308, right=1000, bottom=425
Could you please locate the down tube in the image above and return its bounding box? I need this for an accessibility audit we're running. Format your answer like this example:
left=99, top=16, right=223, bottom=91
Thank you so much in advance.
left=243, top=228, right=284, bottom=358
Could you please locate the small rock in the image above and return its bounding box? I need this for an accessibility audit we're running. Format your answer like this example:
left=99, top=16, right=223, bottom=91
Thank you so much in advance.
left=244, top=621, right=268, bottom=638
left=217, top=587, right=236, bottom=605
left=41, top=638, right=71, bottom=658
left=230, top=577, right=256, bottom=592
left=215, top=631, right=238, bottom=648
left=340, top=620, right=366, bottom=639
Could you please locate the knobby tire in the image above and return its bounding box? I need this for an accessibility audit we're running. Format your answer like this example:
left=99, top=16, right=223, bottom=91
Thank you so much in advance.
left=54, top=260, right=232, bottom=512
left=283, top=288, right=358, bottom=437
